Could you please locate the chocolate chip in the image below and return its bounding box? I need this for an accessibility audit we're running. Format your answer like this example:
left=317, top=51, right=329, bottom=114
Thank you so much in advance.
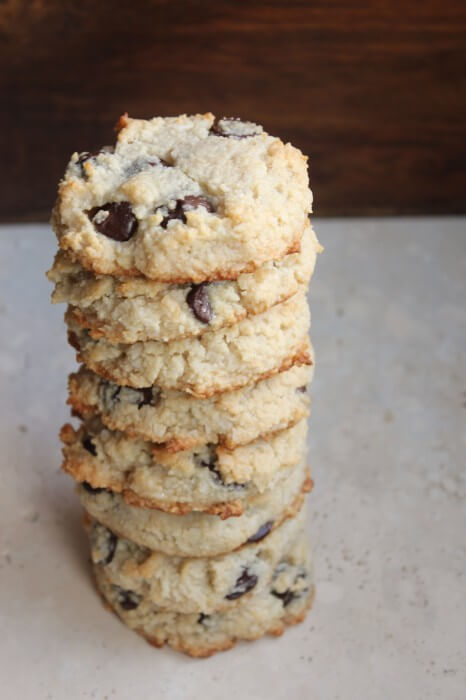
left=88, top=202, right=138, bottom=241
left=82, top=436, right=97, bottom=456
left=77, top=151, right=95, bottom=167
left=197, top=448, right=246, bottom=490
left=77, top=147, right=113, bottom=177
left=101, top=383, right=160, bottom=411
left=76, top=150, right=101, bottom=176
left=93, top=526, right=117, bottom=566
left=198, top=450, right=221, bottom=479
left=225, top=568, right=258, bottom=600
left=137, top=387, right=154, bottom=409
left=271, top=588, right=297, bottom=607
left=271, top=566, right=308, bottom=607
left=197, top=613, right=210, bottom=625
left=160, top=195, right=213, bottom=228
left=115, top=587, right=141, bottom=611
left=186, top=283, right=213, bottom=324
left=297, top=385, right=308, bottom=394
left=82, top=481, right=107, bottom=495
left=125, top=157, right=166, bottom=177
left=210, top=117, right=260, bottom=138
left=247, top=521, right=274, bottom=543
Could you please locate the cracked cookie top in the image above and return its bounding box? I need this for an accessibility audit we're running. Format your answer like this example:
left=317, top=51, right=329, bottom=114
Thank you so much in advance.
left=53, top=113, right=312, bottom=282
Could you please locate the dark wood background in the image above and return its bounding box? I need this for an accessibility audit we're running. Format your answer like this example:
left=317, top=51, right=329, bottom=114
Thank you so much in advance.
left=1, top=0, right=465, bottom=220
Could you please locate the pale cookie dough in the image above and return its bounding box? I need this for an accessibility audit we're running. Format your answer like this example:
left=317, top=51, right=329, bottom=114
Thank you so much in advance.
left=79, top=460, right=312, bottom=557
left=61, top=418, right=308, bottom=518
left=87, top=504, right=307, bottom=614
left=48, top=226, right=320, bottom=343
left=68, top=361, right=313, bottom=451
left=94, top=532, right=313, bottom=657
left=53, top=113, right=312, bottom=283
left=66, top=291, right=312, bottom=397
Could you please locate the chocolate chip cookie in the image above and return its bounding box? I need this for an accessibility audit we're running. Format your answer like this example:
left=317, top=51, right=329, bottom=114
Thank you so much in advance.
left=53, top=113, right=312, bottom=283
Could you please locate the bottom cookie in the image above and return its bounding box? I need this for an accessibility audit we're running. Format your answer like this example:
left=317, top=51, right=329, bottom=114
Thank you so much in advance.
left=94, top=533, right=314, bottom=657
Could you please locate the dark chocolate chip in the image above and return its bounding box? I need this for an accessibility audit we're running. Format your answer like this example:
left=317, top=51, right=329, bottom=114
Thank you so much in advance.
left=186, top=283, right=213, bottom=324
left=82, top=481, right=107, bottom=495
left=225, top=568, right=258, bottom=600
left=88, top=202, right=138, bottom=242
left=197, top=448, right=246, bottom=490
left=77, top=151, right=94, bottom=167
left=197, top=613, right=210, bottom=625
left=125, top=157, right=165, bottom=177
left=271, top=566, right=308, bottom=607
left=247, top=520, right=274, bottom=543
left=77, top=147, right=113, bottom=177
left=100, top=383, right=121, bottom=410
left=116, top=587, right=141, bottom=611
left=297, top=385, right=308, bottom=394
left=93, top=526, right=117, bottom=566
left=160, top=195, right=213, bottom=228
left=198, top=450, right=221, bottom=478
left=210, top=117, right=260, bottom=138
left=137, top=387, right=154, bottom=409
left=76, top=151, right=100, bottom=176
left=82, top=436, right=97, bottom=456
left=271, top=588, right=297, bottom=607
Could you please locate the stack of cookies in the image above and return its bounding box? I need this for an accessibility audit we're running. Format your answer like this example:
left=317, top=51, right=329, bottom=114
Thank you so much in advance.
left=48, top=113, right=321, bottom=657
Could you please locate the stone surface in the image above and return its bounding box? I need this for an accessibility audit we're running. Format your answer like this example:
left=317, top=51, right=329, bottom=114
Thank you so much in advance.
left=0, top=218, right=464, bottom=698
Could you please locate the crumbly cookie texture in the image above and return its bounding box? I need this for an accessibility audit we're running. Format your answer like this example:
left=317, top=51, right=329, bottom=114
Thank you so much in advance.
left=68, top=361, right=313, bottom=451
left=61, top=418, right=308, bottom=518
left=53, top=113, right=312, bottom=283
left=94, top=532, right=313, bottom=657
left=66, top=292, right=311, bottom=397
left=48, top=225, right=320, bottom=343
left=87, top=505, right=307, bottom=614
left=79, top=461, right=312, bottom=557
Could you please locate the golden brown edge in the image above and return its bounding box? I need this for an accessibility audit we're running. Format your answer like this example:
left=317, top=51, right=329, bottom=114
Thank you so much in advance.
left=80, top=473, right=312, bottom=560
left=67, top=360, right=311, bottom=452
left=67, top=334, right=313, bottom=399
left=56, top=227, right=304, bottom=285
left=93, top=570, right=315, bottom=659
left=61, top=421, right=311, bottom=519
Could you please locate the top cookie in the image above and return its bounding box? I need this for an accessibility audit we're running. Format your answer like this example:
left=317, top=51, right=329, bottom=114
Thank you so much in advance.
left=53, top=114, right=312, bottom=282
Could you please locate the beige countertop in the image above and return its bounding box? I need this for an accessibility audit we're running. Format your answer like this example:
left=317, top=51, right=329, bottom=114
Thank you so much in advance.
left=0, top=217, right=464, bottom=699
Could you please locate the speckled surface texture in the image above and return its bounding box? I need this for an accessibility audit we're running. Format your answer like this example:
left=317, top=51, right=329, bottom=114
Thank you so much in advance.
left=0, top=218, right=464, bottom=699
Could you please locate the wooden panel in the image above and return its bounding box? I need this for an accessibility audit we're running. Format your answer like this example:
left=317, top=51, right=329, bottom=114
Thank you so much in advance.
left=1, top=0, right=465, bottom=219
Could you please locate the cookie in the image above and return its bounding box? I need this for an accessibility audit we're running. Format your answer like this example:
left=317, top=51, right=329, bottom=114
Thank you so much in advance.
left=87, top=504, right=307, bottom=614
left=53, top=113, right=312, bottom=283
left=78, top=460, right=312, bottom=557
left=66, top=291, right=312, bottom=397
left=68, top=361, right=312, bottom=451
left=93, top=531, right=314, bottom=657
left=61, top=418, right=308, bottom=518
left=49, top=225, right=320, bottom=344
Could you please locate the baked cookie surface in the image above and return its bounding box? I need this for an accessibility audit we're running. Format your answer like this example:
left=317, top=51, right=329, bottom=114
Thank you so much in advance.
left=53, top=114, right=312, bottom=282
left=79, top=459, right=312, bottom=557
left=87, top=504, right=307, bottom=614
left=49, top=225, right=320, bottom=343
left=68, top=361, right=312, bottom=451
left=94, top=530, right=313, bottom=657
left=61, top=418, right=308, bottom=518
left=67, top=292, right=312, bottom=396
